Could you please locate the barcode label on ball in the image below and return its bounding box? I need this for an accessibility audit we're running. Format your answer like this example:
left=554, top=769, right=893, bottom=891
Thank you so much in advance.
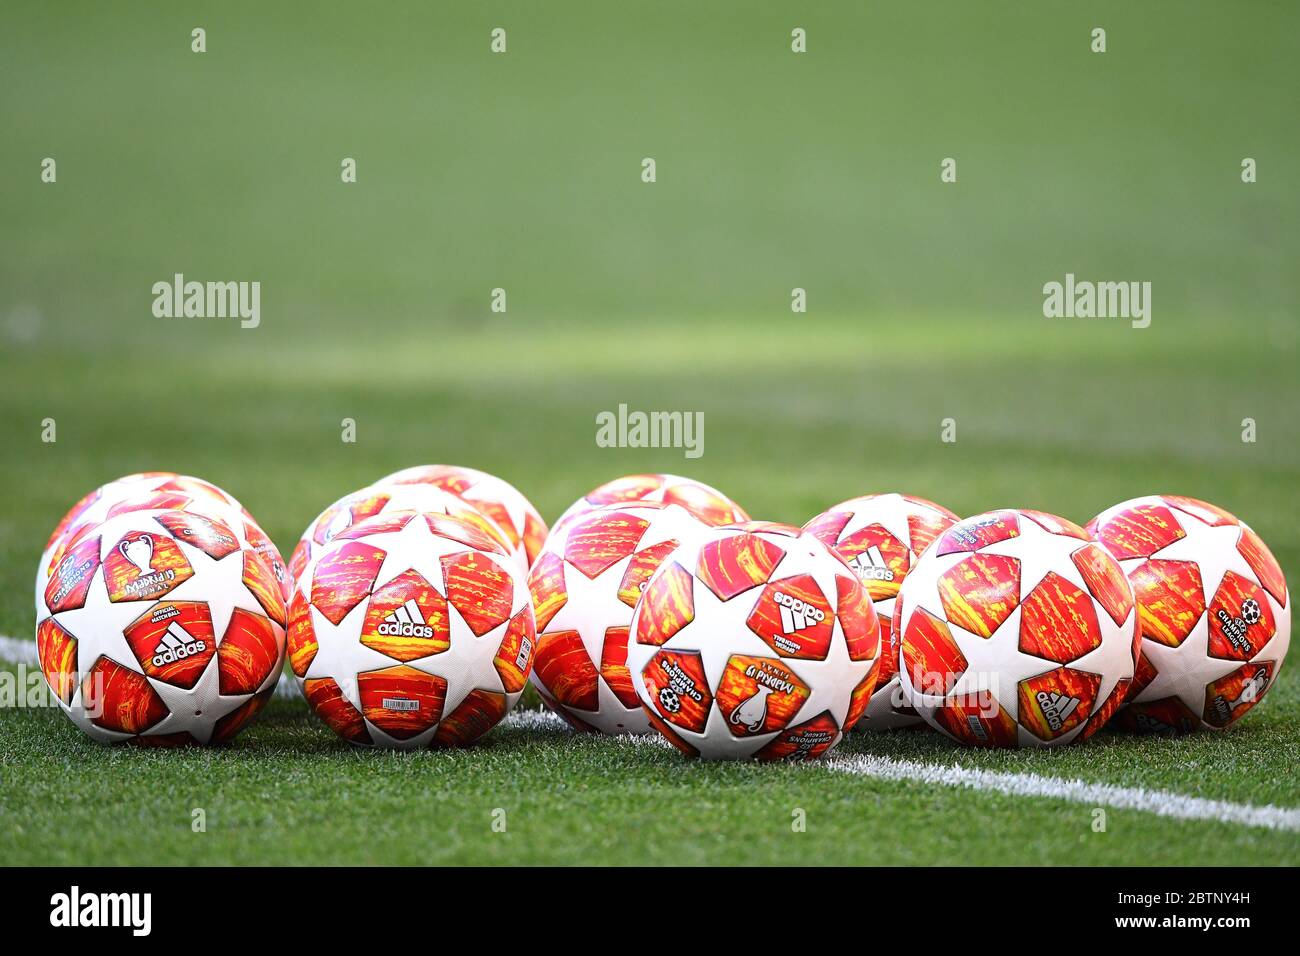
left=382, top=697, right=420, bottom=712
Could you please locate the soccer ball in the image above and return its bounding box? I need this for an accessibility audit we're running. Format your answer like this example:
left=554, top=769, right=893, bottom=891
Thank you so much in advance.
left=626, top=522, right=880, bottom=760
left=35, top=508, right=287, bottom=745
left=896, top=509, right=1138, bottom=747
left=287, top=510, right=535, bottom=749
left=1087, top=495, right=1290, bottom=732
left=554, top=473, right=749, bottom=532
left=528, top=501, right=711, bottom=734
left=37, top=475, right=291, bottom=618
left=376, top=464, right=548, bottom=572
left=804, top=493, right=959, bottom=730
left=288, top=483, right=518, bottom=581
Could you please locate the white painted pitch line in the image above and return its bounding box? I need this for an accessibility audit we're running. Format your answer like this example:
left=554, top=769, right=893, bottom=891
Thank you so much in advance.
left=0, top=635, right=37, bottom=665
left=500, top=708, right=570, bottom=733
left=824, top=752, right=1300, bottom=832
left=5, top=633, right=1295, bottom=830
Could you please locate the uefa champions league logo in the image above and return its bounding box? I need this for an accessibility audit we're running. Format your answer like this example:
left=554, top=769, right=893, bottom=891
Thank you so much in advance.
left=118, top=533, right=176, bottom=598
left=1215, top=598, right=1264, bottom=655
left=729, top=685, right=771, bottom=733
left=119, top=533, right=155, bottom=576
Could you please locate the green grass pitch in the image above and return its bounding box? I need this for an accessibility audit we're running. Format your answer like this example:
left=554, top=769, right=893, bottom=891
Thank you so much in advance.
left=0, top=1, right=1297, bottom=865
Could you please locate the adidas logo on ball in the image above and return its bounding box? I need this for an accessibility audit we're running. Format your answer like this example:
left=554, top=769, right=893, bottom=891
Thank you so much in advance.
left=376, top=599, right=435, bottom=639
left=774, top=590, right=825, bottom=633
left=151, top=622, right=207, bottom=667
left=1035, top=690, right=1080, bottom=731
left=849, top=547, right=895, bottom=581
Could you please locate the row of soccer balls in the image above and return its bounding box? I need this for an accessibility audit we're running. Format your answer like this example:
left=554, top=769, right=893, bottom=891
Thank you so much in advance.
left=32, top=468, right=1290, bottom=758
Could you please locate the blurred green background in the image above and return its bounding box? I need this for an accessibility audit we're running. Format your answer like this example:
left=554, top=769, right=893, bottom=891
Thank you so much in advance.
left=1, top=0, right=1296, bottom=634
left=1, top=0, right=1298, bottom=867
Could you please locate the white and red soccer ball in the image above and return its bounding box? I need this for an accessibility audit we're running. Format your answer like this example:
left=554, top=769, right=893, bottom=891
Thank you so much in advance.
left=377, top=464, right=548, bottom=574
left=528, top=501, right=711, bottom=734
left=626, top=523, right=881, bottom=760
left=804, top=493, right=959, bottom=730
left=288, top=482, right=520, bottom=581
left=286, top=510, right=536, bottom=749
left=1088, top=495, right=1290, bottom=733
left=554, top=473, right=749, bottom=533
left=36, top=508, right=288, bottom=745
left=896, top=509, right=1139, bottom=748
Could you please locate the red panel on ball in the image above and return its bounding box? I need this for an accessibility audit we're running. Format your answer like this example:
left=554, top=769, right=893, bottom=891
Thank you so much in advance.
left=599, top=626, right=640, bottom=709
left=585, top=474, right=663, bottom=506
left=937, top=553, right=1020, bottom=638
left=440, top=551, right=513, bottom=636
left=1071, top=543, right=1134, bottom=626
left=1237, top=527, right=1287, bottom=605
left=311, top=541, right=385, bottom=626
left=104, top=530, right=194, bottom=605
left=533, top=629, right=598, bottom=711
left=286, top=591, right=318, bottom=678
left=1018, top=572, right=1102, bottom=664
left=696, top=533, right=783, bottom=600
left=433, top=689, right=508, bottom=747
left=1093, top=502, right=1185, bottom=560
left=662, top=483, right=747, bottom=526
left=1017, top=668, right=1100, bottom=742
left=361, top=568, right=450, bottom=661
left=745, top=575, right=833, bottom=660
left=837, top=574, right=881, bottom=662
left=1020, top=510, right=1088, bottom=538
left=304, top=677, right=372, bottom=744
left=714, top=655, right=810, bottom=737
left=217, top=608, right=281, bottom=695
left=155, top=512, right=240, bottom=560
left=243, top=550, right=288, bottom=627
left=357, top=665, right=447, bottom=740
left=563, top=511, right=651, bottom=579
left=124, top=600, right=215, bottom=689
left=835, top=524, right=910, bottom=601
left=1203, top=661, right=1274, bottom=728
left=1130, top=559, right=1204, bottom=647
left=1163, top=496, right=1237, bottom=528
left=634, top=561, right=695, bottom=646
left=527, top=551, right=569, bottom=631
left=901, top=608, right=967, bottom=695
left=494, top=608, right=536, bottom=693
left=1207, top=572, right=1275, bottom=661
left=36, top=618, right=78, bottom=704
left=933, top=691, right=1018, bottom=747
left=755, top=710, right=840, bottom=761
left=83, top=656, right=168, bottom=735
left=936, top=512, right=1020, bottom=555
left=642, top=649, right=713, bottom=732
left=617, top=539, right=680, bottom=608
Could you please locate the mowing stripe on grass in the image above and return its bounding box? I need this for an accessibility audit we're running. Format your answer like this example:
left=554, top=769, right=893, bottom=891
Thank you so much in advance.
left=824, top=752, right=1300, bottom=832
left=6, top=633, right=1297, bottom=831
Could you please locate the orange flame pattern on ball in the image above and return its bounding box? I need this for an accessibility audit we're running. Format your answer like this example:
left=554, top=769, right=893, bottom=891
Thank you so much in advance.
left=937, top=553, right=1021, bottom=638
